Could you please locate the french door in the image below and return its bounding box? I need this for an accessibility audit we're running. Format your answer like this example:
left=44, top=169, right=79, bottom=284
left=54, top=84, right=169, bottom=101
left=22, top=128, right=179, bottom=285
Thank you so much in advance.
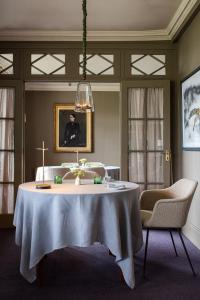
left=121, top=80, right=171, bottom=191
left=0, top=81, right=23, bottom=227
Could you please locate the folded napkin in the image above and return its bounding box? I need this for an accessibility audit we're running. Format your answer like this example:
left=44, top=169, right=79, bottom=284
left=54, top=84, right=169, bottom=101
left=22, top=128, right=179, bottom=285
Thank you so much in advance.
left=85, top=162, right=105, bottom=167
left=107, top=183, right=127, bottom=190
left=61, top=163, right=79, bottom=168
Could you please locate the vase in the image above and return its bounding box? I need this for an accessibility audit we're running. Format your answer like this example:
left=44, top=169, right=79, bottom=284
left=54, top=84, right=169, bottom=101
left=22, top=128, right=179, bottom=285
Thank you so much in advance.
left=75, top=176, right=81, bottom=185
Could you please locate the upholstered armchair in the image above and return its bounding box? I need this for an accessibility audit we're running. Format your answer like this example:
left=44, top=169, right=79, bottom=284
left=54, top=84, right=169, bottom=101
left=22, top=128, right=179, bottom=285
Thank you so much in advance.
left=140, top=178, right=198, bottom=277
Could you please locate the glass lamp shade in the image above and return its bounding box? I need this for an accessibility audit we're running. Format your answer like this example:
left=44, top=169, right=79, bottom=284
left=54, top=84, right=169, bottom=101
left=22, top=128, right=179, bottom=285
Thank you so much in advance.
left=75, top=82, right=94, bottom=112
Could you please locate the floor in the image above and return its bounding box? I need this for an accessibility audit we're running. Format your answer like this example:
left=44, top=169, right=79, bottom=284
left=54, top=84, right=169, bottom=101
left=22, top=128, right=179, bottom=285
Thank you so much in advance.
left=0, top=229, right=200, bottom=300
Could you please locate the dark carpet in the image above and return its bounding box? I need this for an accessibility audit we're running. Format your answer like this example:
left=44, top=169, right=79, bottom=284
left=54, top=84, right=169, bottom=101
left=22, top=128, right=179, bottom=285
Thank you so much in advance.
left=0, top=229, right=200, bottom=300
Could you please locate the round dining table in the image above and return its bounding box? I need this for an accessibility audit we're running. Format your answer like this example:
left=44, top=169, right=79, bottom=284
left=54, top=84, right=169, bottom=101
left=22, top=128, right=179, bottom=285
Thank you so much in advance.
left=13, top=180, right=143, bottom=289
left=35, top=165, right=120, bottom=181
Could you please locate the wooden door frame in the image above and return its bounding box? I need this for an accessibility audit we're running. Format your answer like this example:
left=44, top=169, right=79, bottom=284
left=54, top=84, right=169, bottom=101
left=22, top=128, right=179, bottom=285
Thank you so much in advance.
left=120, top=80, right=171, bottom=186
left=0, top=80, right=24, bottom=227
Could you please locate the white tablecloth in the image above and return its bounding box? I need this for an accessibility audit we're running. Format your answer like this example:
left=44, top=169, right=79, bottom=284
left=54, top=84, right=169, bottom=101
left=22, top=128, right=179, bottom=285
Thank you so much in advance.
left=35, top=165, right=120, bottom=181
left=13, top=181, right=143, bottom=289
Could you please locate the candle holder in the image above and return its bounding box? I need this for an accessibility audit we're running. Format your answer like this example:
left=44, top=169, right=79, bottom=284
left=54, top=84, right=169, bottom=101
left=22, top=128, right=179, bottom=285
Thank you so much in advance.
left=94, top=176, right=102, bottom=184
left=35, top=141, right=51, bottom=189
left=54, top=175, right=63, bottom=184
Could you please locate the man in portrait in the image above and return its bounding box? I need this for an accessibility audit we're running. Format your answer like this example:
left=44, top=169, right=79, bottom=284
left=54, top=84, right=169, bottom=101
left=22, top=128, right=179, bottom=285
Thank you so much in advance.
left=63, top=114, right=80, bottom=147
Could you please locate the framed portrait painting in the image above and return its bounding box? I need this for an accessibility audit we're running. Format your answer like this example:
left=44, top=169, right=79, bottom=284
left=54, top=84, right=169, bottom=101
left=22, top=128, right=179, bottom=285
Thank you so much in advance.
left=54, top=104, right=92, bottom=152
left=182, top=67, right=200, bottom=150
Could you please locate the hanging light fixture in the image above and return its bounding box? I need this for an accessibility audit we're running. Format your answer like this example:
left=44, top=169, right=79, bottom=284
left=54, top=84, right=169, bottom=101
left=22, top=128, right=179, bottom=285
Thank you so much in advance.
left=75, top=0, right=94, bottom=113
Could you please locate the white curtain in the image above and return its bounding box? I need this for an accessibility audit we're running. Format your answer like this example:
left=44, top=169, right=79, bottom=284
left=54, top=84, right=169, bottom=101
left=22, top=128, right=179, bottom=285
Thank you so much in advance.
left=147, top=88, right=164, bottom=183
left=0, top=88, right=14, bottom=214
left=128, top=88, right=145, bottom=183
left=0, top=89, right=14, bottom=118
left=128, top=87, right=164, bottom=188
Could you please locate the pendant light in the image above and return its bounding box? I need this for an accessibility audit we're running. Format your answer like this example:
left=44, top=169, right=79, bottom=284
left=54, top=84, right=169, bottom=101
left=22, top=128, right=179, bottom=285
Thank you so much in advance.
left=75, top=0, right=94, bottom=113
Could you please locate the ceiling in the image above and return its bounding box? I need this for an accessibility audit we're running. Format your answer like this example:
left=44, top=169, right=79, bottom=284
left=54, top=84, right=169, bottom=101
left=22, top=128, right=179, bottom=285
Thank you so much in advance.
left=0, top=0, right=182, bottom=31
left=0, top=0, right=199, bottom=41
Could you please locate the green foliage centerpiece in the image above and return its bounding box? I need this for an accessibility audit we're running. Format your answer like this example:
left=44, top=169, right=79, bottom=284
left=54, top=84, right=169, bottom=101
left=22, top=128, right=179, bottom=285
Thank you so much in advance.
left=72, top=168, right=85, bottom=185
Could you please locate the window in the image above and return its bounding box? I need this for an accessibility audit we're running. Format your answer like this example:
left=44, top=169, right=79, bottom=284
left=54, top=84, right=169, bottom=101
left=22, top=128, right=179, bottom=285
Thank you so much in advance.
left=31, top=54, right=66, bottom=75
left=0, top=54, right=14, bottom=75
left=0, top=88, right=15, bottom=214
left=131, top=54, right=166, bottom=76
left=79, top=54, right=114, bottom=76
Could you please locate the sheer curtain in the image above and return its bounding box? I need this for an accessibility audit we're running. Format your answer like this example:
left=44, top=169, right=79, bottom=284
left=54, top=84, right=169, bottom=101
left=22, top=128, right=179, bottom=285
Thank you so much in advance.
left=0, top=89, right=14, bottom=214
left=128, top=88, right=145, bottom=185
left=147, top=88, right=164, bottom=185
left=128, top=87, right=164, bottom=190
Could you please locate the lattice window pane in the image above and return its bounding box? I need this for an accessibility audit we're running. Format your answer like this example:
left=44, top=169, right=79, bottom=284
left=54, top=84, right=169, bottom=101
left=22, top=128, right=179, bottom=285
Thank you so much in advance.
left=0, top=184, right=14, bottom=214
left=147, top=152, right=164, bottom=183
left=129, top=120, right=145, bottom=151
left=0, top=120, right=14, bottom=150
left=31, top=54, right=66, bottom=75
left=0, top=54, right=14, bottom=75
left=79, top=54, right=114, bottom=75
left=147, top=120, right=163, bottom=151
left=131, top=54, right=166, bottom=76
left=0, top=89, right=14, bottom=118
left=0, top=152, right=14, bottom=182
left=129, top=152, right=145, bottom=182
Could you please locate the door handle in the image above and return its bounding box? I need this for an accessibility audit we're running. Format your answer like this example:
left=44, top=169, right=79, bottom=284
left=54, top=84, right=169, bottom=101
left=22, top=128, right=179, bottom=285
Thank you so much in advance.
left=165, top=150, right=171, bottom=162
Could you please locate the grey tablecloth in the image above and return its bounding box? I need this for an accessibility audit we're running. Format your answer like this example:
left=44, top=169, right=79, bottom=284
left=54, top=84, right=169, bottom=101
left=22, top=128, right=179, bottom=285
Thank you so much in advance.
left=13, top=181, right=143, bottom=289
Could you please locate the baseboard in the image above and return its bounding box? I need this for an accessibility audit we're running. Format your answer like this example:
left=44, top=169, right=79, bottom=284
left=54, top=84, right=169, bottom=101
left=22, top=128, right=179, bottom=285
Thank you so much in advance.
left=183, top=222, right=200, bottom=250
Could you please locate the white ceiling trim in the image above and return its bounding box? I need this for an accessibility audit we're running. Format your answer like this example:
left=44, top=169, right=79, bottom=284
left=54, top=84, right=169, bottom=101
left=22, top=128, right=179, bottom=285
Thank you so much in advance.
left=0, top=0, right=199, bottom=42
left=25, top=82, right=121, bottom=92
left=167, top=0, right=200, bottom=40
left=0, top=29, right=170, bottom=41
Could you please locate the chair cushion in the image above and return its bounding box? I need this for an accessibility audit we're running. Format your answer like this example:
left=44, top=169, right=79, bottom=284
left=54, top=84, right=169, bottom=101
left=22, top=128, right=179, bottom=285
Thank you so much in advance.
left=140, top=210, right=153, bottom=226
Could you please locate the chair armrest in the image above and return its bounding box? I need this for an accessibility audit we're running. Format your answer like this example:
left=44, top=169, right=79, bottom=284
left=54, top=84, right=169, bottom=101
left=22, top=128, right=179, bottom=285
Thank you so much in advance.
left=140, top=189, right=173, bottom=210
left=146, top=198, right=188, bottom=228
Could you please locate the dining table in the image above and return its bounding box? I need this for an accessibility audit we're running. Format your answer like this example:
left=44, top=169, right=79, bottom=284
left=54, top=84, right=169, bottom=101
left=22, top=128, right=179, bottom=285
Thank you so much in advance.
left=13, top=180, right=143, bottom=289
left=35, top=165, right=120, bottom=181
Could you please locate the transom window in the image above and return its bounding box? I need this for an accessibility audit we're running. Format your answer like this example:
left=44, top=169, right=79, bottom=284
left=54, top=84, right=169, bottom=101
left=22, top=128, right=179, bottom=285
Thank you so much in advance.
left=31, top=54, right=66, bottom=75
left=79, top=54, right=114, bottom=76
left=131, top=54, right=166, bottom=76
left=0, top=54, right=14, bottom=75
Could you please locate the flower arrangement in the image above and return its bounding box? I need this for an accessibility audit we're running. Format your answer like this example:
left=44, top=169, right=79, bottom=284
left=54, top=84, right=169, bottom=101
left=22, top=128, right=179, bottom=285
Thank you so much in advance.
left=79, top=158, right=87, bottom=165
left=71, top=168, right=85, bottom=178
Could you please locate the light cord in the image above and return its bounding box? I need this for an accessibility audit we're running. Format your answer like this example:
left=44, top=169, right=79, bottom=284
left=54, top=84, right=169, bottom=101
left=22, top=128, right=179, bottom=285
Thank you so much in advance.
left=82, top=0, right=87, bottom=81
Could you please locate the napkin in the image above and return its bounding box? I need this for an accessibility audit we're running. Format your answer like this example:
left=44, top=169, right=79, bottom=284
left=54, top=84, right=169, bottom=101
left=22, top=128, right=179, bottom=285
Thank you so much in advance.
left=107, top=183, right=127, bottom=190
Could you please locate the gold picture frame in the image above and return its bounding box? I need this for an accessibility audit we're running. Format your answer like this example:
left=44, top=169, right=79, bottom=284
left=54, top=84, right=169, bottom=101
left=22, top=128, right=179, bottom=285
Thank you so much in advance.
left=54, top=104, right=92, bottom=152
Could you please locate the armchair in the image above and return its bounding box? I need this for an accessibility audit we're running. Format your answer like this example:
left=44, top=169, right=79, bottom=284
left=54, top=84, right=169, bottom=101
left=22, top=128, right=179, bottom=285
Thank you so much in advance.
left=140, top=178, right=198, bottom=277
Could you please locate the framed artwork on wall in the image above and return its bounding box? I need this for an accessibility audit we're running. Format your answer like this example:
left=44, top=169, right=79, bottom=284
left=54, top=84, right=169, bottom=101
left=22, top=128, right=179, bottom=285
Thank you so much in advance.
left=54, top=104, right=92, bottom=152
left=181, top=66, right=200, bottom=150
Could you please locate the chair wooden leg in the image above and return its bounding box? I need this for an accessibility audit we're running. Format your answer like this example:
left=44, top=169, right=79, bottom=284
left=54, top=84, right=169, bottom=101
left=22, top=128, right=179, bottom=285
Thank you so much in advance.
left=143, top=228, right=149, bottom=278
left=178, top=229, right=196, bottom=277
left=169, top=230, right=178, bottom=257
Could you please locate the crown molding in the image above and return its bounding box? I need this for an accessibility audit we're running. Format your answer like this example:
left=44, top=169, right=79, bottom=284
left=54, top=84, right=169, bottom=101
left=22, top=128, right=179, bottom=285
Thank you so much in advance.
left=0, top=0, right=199, bottom=42
left=167, top=0, right=200, bottom=40
left=25, top=82, right=120, bottom=92
left=0, top=29, right=170, bottom=42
